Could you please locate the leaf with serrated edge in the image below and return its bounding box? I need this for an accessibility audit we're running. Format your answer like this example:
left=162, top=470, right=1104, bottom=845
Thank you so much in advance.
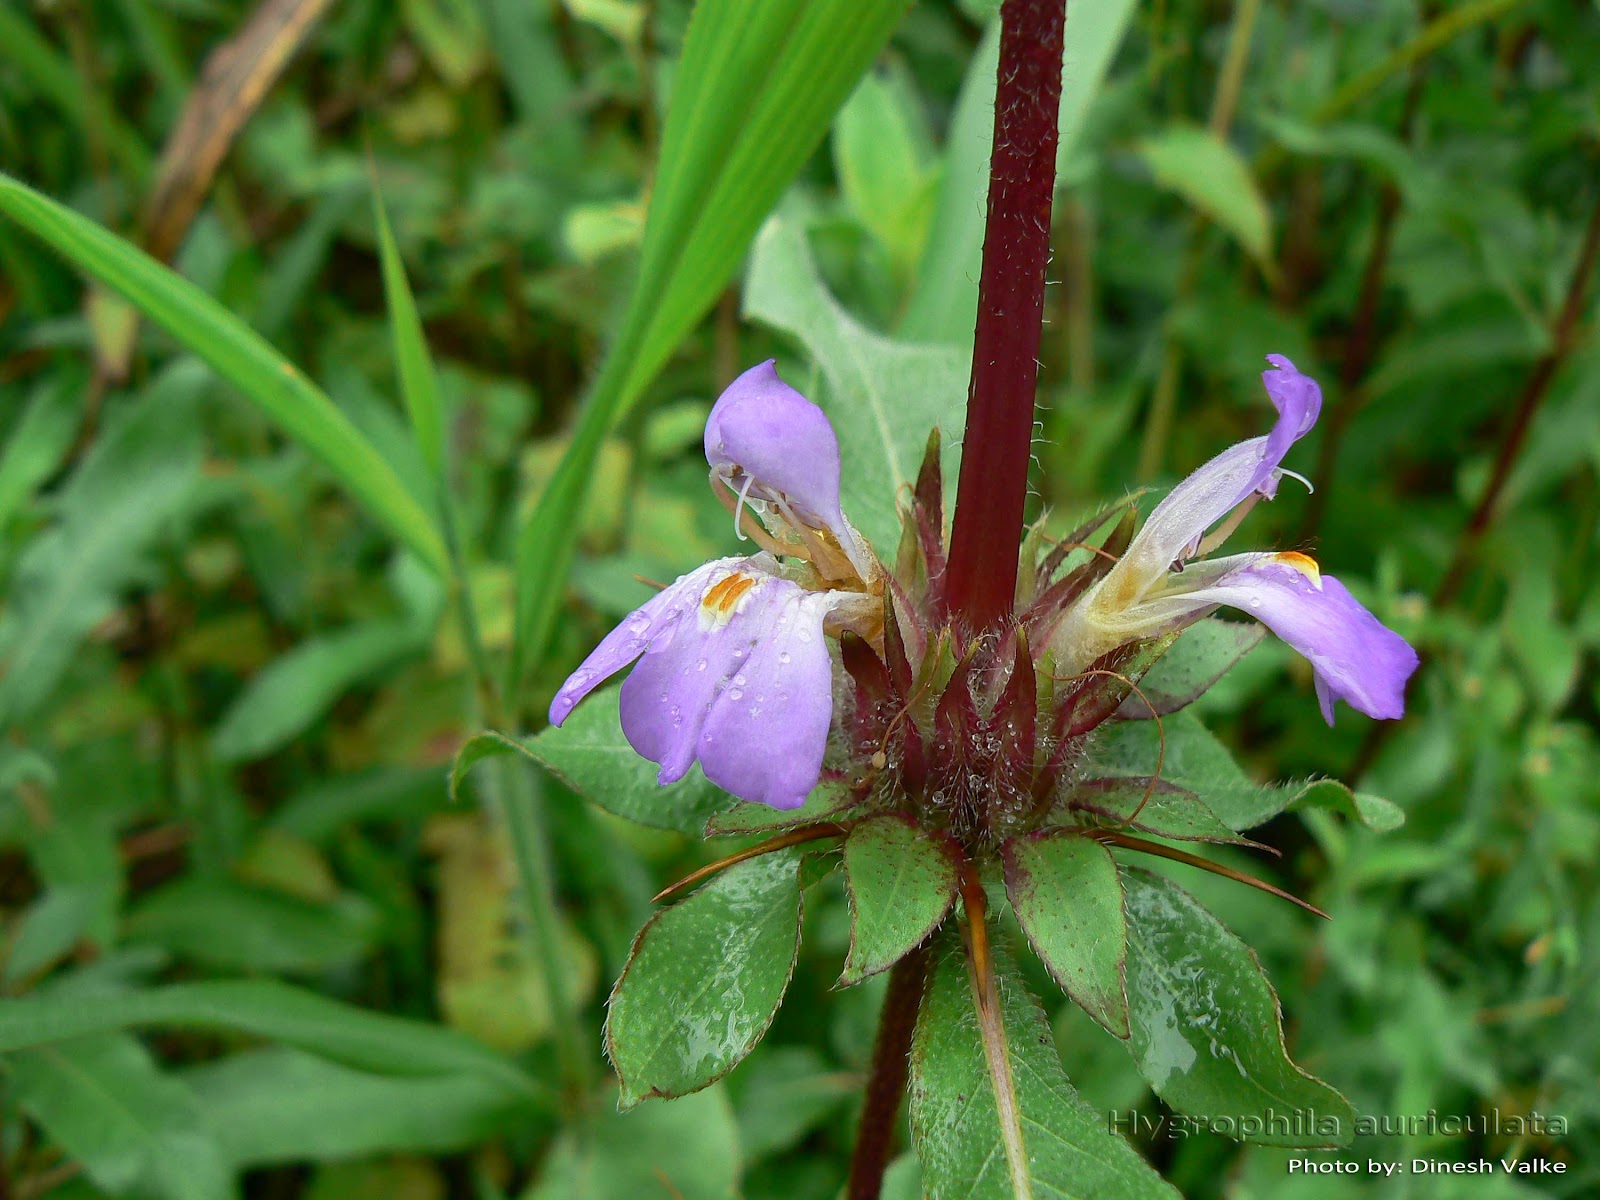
left=908, top=936, right=1178, bottom=1200
left=1003, top=832, right=1130, bottom=1038
left=1114, top=619, right=1265, bottom=719
left=606, top=850, right=805, bottom=1108
left=1121, top=867, right=1354, bottom=1147
left=1063, top=779, right=1252, bottom=845
left=706, top=782, right=861, bottom=837
left=1089, top=712, right=1402, bottom=833
left=840, top=815, right=958, bottom=986
left=451, top=686, right=734, bottom=836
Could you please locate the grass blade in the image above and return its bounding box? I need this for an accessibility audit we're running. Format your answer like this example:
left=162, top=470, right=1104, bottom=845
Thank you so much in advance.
left=507, top=0, right=910, bottom=694
left=372, top=181, right=447, bottom=484
left=0, top=172, right=450, bottom=576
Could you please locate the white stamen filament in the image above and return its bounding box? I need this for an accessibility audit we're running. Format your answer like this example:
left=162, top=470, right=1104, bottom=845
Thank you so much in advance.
left=732, top=471, right=757, bottom=542
left=1194, top=491, right=1263, bottom=559
left=1279, top=467, right=1315, bottom=494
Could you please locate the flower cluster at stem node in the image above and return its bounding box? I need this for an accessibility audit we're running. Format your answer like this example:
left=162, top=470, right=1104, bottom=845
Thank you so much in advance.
left=549, top=356, right=1419, bottom=843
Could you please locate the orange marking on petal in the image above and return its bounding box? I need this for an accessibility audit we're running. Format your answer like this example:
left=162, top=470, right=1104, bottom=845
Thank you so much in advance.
left=1272, top=551, right=1321, bottom=585
left=701, top=571, right=758, bottom=620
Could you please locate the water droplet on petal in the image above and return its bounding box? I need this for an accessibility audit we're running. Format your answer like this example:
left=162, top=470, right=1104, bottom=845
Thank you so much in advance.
left=696, top=659, right=708, bottom=671
left=729, top=688, right=744, bottom=701
left=778, top=652, right=791, bottom=665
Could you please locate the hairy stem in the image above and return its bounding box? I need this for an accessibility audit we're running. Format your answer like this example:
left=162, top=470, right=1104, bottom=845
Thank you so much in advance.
left=846, top=943, right=932, bottom=1200
left=944, top=0, right=1067, bottom=631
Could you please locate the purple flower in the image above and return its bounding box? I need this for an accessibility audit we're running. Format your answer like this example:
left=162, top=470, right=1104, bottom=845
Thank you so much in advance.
left=1051, top=356, right=1418, bottom=723
left=551, top=364, right=878, bottom=810
left=705, top=360, right=846, bottom=534
left=704, top=360, right=875, bottom=584
left=551, top=554, right=864, bottom=810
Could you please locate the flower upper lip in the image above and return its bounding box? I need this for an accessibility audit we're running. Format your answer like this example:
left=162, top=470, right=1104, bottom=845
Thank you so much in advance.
left=1115, top=355, right=1324, bottom=594
left=704, top=358, right=877, bottom=585
left=704, top=359, right=847, bottom=533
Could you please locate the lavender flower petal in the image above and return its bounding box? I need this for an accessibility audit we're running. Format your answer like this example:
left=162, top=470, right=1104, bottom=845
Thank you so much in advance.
left=547, top=556, right=744, bottom=727
left=551, top=553, right=841, bottom=810
left=696, top=590, right=838, bottom=810
left=1178, top=553, right=1418, bottom=723
left=1116, top=356, right=1323, bottom=589
left=704, top=359, right=845, bottom=531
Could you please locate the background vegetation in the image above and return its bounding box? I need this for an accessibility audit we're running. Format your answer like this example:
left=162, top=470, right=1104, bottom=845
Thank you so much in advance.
left=0, top=0, right=1596, bottom=1196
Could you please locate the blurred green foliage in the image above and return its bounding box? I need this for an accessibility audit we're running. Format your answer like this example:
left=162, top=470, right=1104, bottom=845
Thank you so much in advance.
left=0, top=0, right=1597, bottom=1196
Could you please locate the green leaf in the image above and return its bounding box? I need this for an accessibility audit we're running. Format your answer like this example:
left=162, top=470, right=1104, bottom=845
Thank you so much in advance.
left=1137, top=126, right=1274, bottom=272
left=1086, top=711, right=1402, bottom=833
left=124, top=878, right=381, bottom=975
left=834, top=68, right=937, bottom=278
left=606, top=849, right=805, bottom=1108
left=3, top=886, right=98, bottom=983
left=508, top=0, right=909, bottom=688
left=1287, top=781, right=1406, bottom=834
left=0, top=172, right=449, bottom=576
left=372, top=183, right=446, bottom=482
left=1002, top=831, right=1130, bottom=1038
left=1062, top=779, right=1249, bottom=845
left=0, top=363, right=203, bottom=727
left=210, top=621, right=426, bottom=762
left=726, top=1046, right=856, bottom=1163
left=840, top=814, right=959, bottom=986
left=744, top=214, right=969, bottom=551
left=452, top=688, right=734, bottom=835
left=400, top=0, right=488, bottom=87
left=1115, top=619, right=1265, bottom=718
left=270, top=768, right=447, bottom=844
left=704, top=782, right=861, bottom=837
left=896, top=20, right=997, bottom=344
left=10, top=1033, right=233, bottom=1200
left=529, top=1083, right=741, bottom=1199
left=1121, top=868, right=1354, bottom=1146
left=908, top=938, right=1177, bottom=1200
left=0, top=365, right=84, bottom=530
left=1055, top=0, right=1141, bottom=164
left=185, top=1048, right=531, bottom=1168
left=0, top=979, right=543, bottom=1100
left=562, top=0, right=646, bottom=46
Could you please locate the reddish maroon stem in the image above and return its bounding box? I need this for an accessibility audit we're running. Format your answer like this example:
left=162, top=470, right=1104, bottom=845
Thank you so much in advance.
left=944, top=0, right=1068, bottom=631
left=845, top=944, right=932, bottom=1200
